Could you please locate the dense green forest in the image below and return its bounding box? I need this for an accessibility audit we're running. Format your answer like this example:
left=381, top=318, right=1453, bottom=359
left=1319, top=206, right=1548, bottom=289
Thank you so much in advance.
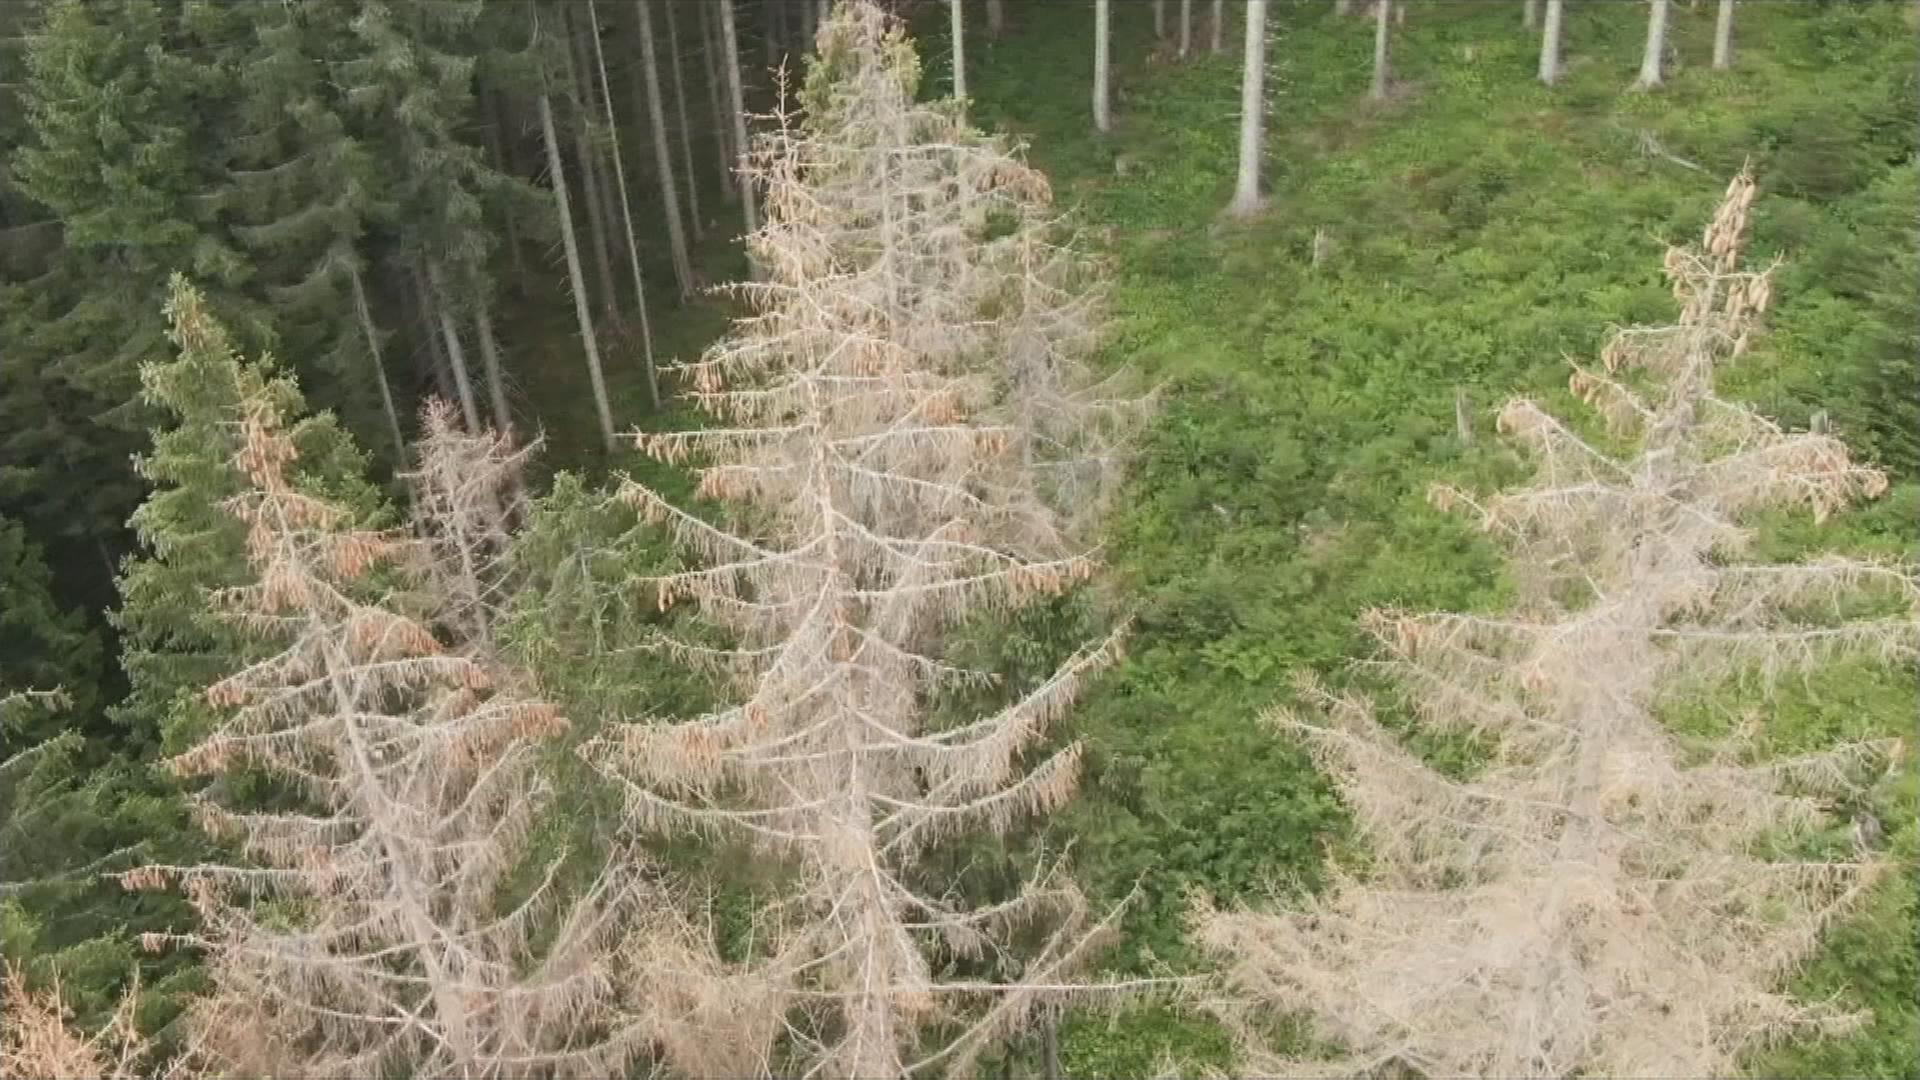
left=1, top=0, right=1915, bottom=1076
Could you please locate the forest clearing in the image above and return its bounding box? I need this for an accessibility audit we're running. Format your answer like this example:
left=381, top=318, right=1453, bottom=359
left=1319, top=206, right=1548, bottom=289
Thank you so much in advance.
left=1, top=1, right=1915, bottom=1077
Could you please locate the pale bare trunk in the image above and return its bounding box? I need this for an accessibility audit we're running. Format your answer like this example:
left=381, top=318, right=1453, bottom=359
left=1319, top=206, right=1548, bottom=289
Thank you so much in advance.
left=563, top=8, right=620, bottom=320
left=987, top=0, right=1004, bottom=38
left=590, top=0, right=662, bottom=407
left=1336, top=0, right=1354, bottom=15
left=664, top=0, right=704, bottom=242
left=348, top=264, right=406, bottom=458
left=426, top=262, right=482, bottom=433
left=473, top=299, right=513, bottom=433
left=1371, top=0, right=1392, bottom=99
left=414, top=267, right=456, bottom=404
left=763, top=0, right=778, bottom=67
left=1712, top=0, right=1734, bottom=69
left=1228, top=0, right=1267, bottom=216
left=633, top=0, right=695, bottom=299
left=950, top=0, right=966, bottom=99
left=483, top=90, right=527, bottom=285
left=700, top=1, right=736, bottom=203
left=1538, top=0, right=1564, bottom=84
left=537, top=88, right=617, bottom=451
left=1179, top=0, right=1192, bottom=56
left=1396, top=0, right=1405, bottom=26
left=1524, top=0, right=1538, bottom=29
left=721, top=0, right=759, bottom=231
left=1636, top=0, right=1669, bottom=87
left=1211, top=0, right=1225, bottom=53
left=1093, top=0, right=1111, bottom=133
left=1154, top=0, right=1166, bottom=40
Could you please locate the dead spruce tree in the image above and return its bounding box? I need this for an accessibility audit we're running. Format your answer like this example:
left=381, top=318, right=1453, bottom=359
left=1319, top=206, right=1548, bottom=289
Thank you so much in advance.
left=583, top=4, right=1149, bottom=1075
left=0, top=966, right=169, bottom=1080
left=1197, top=172, right=1917, bottom=1078
left=122, top=289, right=657, bottom=1078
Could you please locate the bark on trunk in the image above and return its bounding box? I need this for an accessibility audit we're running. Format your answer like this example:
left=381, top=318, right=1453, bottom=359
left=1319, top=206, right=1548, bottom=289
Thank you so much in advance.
left=426, top=262, right=482, bottom=433
left=590, top=0, right=662, bottom=407
left=1179, top=0, right=1192, bottom=56
left=1211, top=0, right=1225, bottom=53
left=1538, top=0, right=1564, bottom=84
left=1336, top=0, right=1354, bottom=15
left=1524, top=0, right=1538, bottom=29
left=1713, top=0, right=1734, bottom=69
left=721, top=0, right=759, bottom=231
left=1093, top=0, right=1112, bottom=133
left=700, top=0, right=737, bottom=203
left=763, top=0, right=778, bottom=67
left=413, top=265, right=456, bottom=405
left=664, top=0, right=704, bottom=242
left=950, top=0, right=966, bottom=100
left=1229, top=0, right=1267, bottom=216
left=987, top=0, right=1004, bottom=38
left=1371, top=0, right=1392, bottom=99
left=473, top=298, right=513, bottom=433
left=348, top=264, right=407, bottom=458
left=633, top=0, right=696, bottom=298
left=1636, top=0, right=1669, bottom=87
left=562, top=7, right=620, bottom=320
left=536, top=88, right=617, bottom=451
left=1154, top=0, right=1166, bottom=40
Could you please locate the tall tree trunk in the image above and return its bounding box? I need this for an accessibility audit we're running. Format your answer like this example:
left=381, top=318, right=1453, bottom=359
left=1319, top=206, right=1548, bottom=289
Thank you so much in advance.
left=987, top=0, right=1004, bottom=39
left=664, top=0, right=704, bottom=242
left=562, top=7, right=620, bottom=320
left=800, top=0, right=816, bottom=50
left=348, top=264, right=407, bottom=458
left=1712, top=0, right=1734, bottom=69
left=950, top=0, right=966, bottom=100
left=1636, top=0, right=1669, bottom=87
left=483, top=90, right=527, bottom=286
left=1371, top=0, right=1392, bottom=99
left=1524, top=0, right=1538, bottom=29
left=1211, top=0, right=1225, bottom=53
left=1228, top=0, right=1267, bottom=216
left=1041, top=1014, right=1061, bottom=1080
left=1336, top=0, right=1354, bottom=15
left=700, top=0, right=737, bottom=204
left=1179, top=0, right=1192, bottom=56
left=633, top=0, right=696, bottom=299
left=425, top=262, right=482, bottom=433
left=1538, top=0, right=1564, bottom=84
left=721, top=0, right=759, bottom=232
left=1153, top=0, right=1166, bottom=40
left=591, top=0, right=663, bottom=408
left=473, top=298, right=513, bottom=433
left=536, top=87, right=617, bottom=451
left=413, top=265, right=456, bottom=405
left=1093, top=0, right=1112, bottom=133
left=763, top=0, right=779, bottom=67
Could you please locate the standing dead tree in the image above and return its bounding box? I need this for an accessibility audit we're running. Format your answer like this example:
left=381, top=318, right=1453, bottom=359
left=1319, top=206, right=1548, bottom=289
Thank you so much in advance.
left=122, top=288, right=661, bottom=1079
left=582, top=4, right=1151, bottom=1075
left=1197, top=172, right=1917, bottom=1078
left=0, top=966, right=169, bottom=1080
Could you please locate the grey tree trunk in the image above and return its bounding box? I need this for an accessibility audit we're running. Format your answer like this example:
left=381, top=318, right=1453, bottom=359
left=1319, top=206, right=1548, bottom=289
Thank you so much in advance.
left=720, top=0, right=759, bottom=231
left=664, top=0, right=704, bottom=242
left=590, top=0, right=663, bottom=407
left=1336, top=0, right=1354, bottom=15
left=473, top=299, right=513, bottom=433
left=1636, top=0, right=1670, bottom=87
left=633, top=0, right=696, bottom=299
left=1154, top=0, right=1166, bottom=40
left=1211, top=0, right=1225, bottom=53
left=763, top=0, right=778, bottom=67
left=700, top=0, right=737, bottom=203
left=562, top=7, right=620, bottom=319
left=950, top=0, right=966, bottom=100
left=987, top=0, right=1004, bottom=38
left=1524, top=0, right=1538, bottom=29
left=1713, top=0, right=1734, bottom=69
left=414, top=266, right=456, bottom=405
left=1093, top=0, right=1112, bottom=133
left=537, top=87, right=617, bottom=451
left=426, top=262, right=482, bottom=433
left=1371, top=0, right=1392, bottom=99
left=1228, top=0, right=1267, bottom=216
left=1179, top=0, right=1192, bottom=56
left=348, top=264, right=407, bottom=458
left=1538, top=0, right=1564, bottom=84
left=801, top=0, right=816, bottom=49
